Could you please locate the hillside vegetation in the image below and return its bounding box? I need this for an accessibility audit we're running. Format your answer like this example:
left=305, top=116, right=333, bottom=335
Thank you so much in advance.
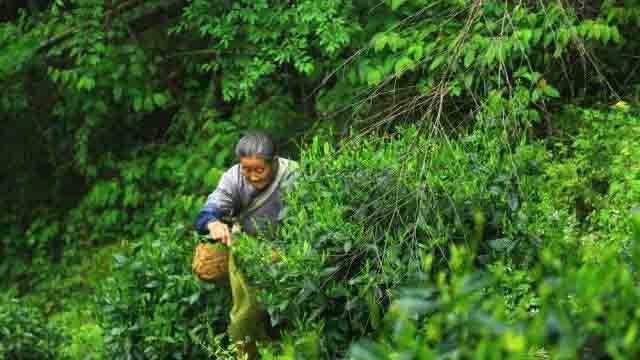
left=1, top=0, right=640, bottom=359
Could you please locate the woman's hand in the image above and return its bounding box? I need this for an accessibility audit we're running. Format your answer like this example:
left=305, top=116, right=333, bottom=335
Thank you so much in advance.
left=207, top=221, right=232, bottom=246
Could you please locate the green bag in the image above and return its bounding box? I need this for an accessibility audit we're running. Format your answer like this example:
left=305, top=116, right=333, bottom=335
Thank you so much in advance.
left=227, top=251, right=269, bottom=344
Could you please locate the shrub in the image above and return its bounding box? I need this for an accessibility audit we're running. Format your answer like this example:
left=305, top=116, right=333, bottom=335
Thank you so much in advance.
left=0, top=291, right=68, bottom=359
left=234, top=124, right=552, bottom=358
left=543, top=107, right=640, bottom=261
left=350, top=215, right=640, bottom=359
left=96, top=224, right=232, bottom=359
left=233, top=106, right=640, bottom=358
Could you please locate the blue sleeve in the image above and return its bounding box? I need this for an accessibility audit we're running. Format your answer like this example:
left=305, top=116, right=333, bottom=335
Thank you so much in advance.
left=194, top=166, right=239, bottom=235
left=194, top=203, right=224, bottom=235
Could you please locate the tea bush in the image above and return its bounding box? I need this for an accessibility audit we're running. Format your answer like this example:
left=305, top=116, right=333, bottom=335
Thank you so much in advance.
left=0, top=291, right=68, bottom=359
left=350, top=211, right=640, bottom=359
left=233, top=123, right=554, bottom=357
left=543, top=106, right=640, bottom=262
left=232, top=106, right=640, bottom=358
left=96, top=225, right=232, bottom=359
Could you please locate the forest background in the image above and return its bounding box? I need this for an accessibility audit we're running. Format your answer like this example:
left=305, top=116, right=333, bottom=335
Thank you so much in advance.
left=1, top=0, right=640, bottom=359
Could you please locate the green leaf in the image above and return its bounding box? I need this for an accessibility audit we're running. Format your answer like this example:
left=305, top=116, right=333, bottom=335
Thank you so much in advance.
left=520, top=29, right=533, bottom=46
left=391, top=0, right=408, bottom=11
left=144, top=97, right=154, bottom=112
left=496, top=42, right=507, bottom=63
left=484, top=43, right=497, bottom=66
left=358, top=63, right=372, bottom=84
left=543, top=32, right=555, bottom=48
left=531, top=88, right=541, bottom=102
left=153, top=93, right=168, bottom=107
left=323, top=142, right=331, bottom=155
left=429, top=55, right=446, bottom=71
left=543, top=84, right=560, bottom=98
left=187, top=293, right=199, bottom=305
left=347, top=67, right=358, bottom=84
left=600, top=26, right=611, bottom=45
left=577, top=24, right=589, bottom=37
left=449, top=82, right=461, bottom=96
left=350, top=340, right=387, bottom=360
left=133, top=97, right=143, bottom=112
left=386, top=32, right=405, bottom=51
left=464, top=73, right=474, bottom=89
left=611, top=27, right=623, bottom=44
left=366, top=68, right=383, bottom=85
left=489, top=237, right=513, bottom=251
left=518, top=70, right=541, bottom=84
left=394, top=57, right=415, bottom=75
left=528, top=109, right=541, bottom=123
left=85, top=77, right=96, bottom=91
left=464, top=48, right=475, bottom=68
left=372, top=33, right=387, bottom=53
left=532, top=28, right=543, bottom=45
left=76, top=76, right=95, bottom=91
left=383, top=57, right=396, bottom=74
left=591, top=24, right=601, bottom=41
left=409, top=44, right=424, bottom=61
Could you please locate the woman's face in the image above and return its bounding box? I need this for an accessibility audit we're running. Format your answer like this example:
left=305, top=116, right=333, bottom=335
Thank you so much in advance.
left=240, top=156, right=274, bottom=190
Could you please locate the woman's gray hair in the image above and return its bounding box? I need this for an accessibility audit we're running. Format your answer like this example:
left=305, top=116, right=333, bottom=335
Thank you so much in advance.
left=235, top=131, right=277, bottom=162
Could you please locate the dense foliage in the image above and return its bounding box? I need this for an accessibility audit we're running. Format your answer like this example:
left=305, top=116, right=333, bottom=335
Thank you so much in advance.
left=96, top=226, right=232, bottom=359
left=234, top=106, right=640, bottom=358
left=1, top=0, right=640, bottom=359
left=0, top=291, right=68, bottom=359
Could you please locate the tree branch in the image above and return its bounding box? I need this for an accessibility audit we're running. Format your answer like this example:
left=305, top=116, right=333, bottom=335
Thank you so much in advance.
left=38, top=0, right=186, bottom=54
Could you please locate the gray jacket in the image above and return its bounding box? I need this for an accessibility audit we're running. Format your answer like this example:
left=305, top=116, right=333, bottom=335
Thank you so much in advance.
left=194, top=157, right=299, bottom=236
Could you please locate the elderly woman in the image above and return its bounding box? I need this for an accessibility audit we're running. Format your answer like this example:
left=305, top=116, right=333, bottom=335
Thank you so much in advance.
left=194, top=132, right=298, bottom=359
